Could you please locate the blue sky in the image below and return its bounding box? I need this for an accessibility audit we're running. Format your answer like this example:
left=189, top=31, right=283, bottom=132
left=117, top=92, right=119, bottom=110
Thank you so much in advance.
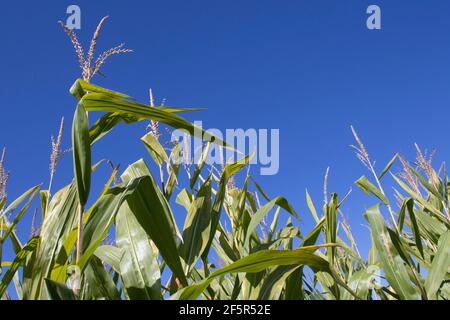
left=1, top=0, right=450, bottom=265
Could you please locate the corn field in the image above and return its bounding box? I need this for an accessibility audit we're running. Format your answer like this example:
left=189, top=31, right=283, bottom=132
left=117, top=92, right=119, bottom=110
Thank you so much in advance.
left=0, top=17, right=449, bottom=301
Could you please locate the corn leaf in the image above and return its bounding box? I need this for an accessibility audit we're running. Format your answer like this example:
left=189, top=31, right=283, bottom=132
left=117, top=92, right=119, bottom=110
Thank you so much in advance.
left=364, top=204, right=419, bottom=300
left=172, top=245, right=333, bottom=300
left=425, top=230, right=450, bottom=299
left=72, top=103, right=91, bottom=206
left=0, top=237, right=39, bottom=298
left=116, top=202, right=162, bottom=300
left=356, top=176, right=389, bottom=205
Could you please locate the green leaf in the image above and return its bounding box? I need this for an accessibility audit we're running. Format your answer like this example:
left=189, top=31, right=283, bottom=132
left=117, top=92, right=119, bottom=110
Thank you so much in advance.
left=250, top=177, right=271, bottom=202
left=0, top=237, right=39, bottom=298
left=141, top=132, right=169, bottom=166
left=116, top=202, right=162, bottom=300
left=245, top=196, right=299, bottom=249
left=50, top=165, right=119, bottom=282
left=378, top=153, right=398, bottom=180
left=120, top=163, right=188, bottom=286
left=94, top=245, right=122, bottom=273
left=172, top=245, right=333, bottom=300
left=415, top=209, right=447, bottom=246
left=407, top=165, right=442, bottom=200
left=405, top=199, right=425, bottom=259
left=258, top=265, right=301, bottom=300
left=44, top=278, right=76, bottom=300
left=284, top=267, right=303, bottom=300
left=202, top=153, right=254, bottom=260
left=306, top=190, right=319, bottom=222
left=364, top=204, right=419, bottom=299
left=1, top=185, right=41, bottom=220
left=164, top=143, right=182, bottom=200
left=176, top=189, right=193, bottom=212
left=356, top=176, right=389, bottom=205
left=391, top=173, right=449, bottom=227
left=425, top=230, right=450, bottom=299
left=89, top=113, right=124, bottom=145
left=81, top=93, right=229, bottom=147
left=325, top=193, right=338, bottom=264
left=268, top=207, right=281, bottom=241
left=121, top=159, right=182, bottom=240
left=179, top=176, right=212, bottom=274
left=71, top=80, right=205, bottom=113
left=39, top=190, right=49, bottom=218
left=0, top=185, right=40, bottom=243
left=30, top=182, right=80, bottom=299
left=70, top=79, right=130, bottom=100
left=72, top=103, right=91, bottom=206
left=341, top=265, right=380, bottom=300
left=82, top=256, right=121, bottom=300
left=78, top=187, right=126, bottom=271
left=303, top=217, right=325, bottom=247
left=190, top=143, right=211, bottom=189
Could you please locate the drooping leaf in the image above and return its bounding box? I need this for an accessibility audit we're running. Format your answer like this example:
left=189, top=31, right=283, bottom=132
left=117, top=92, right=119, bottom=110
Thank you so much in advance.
left=378, top=153, right=398, bottom=180
left=172, top=245, right=333, bottom=300
left=70, top=79, right=130, bottom=100
left=72, top=103, right=91, bottom=206
left=141, top=132, right=169, bottom=166
left=81, top=93, right=229, bottom=147
left=356, top=176, right=389, bottom=205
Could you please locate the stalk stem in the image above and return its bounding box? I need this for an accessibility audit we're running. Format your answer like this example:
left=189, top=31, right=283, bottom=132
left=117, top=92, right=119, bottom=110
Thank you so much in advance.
left=368, top=162, right=398, bottom=231
left=76, top=204, right=84, bottom=263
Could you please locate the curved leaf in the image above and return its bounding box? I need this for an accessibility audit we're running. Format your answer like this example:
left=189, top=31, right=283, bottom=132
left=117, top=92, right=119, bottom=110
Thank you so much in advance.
left=72, top=103, right=91, bottom=206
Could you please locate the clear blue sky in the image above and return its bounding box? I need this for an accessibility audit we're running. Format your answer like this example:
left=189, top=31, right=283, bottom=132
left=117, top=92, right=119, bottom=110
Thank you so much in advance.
left=1, top=1, right=450, bottom=262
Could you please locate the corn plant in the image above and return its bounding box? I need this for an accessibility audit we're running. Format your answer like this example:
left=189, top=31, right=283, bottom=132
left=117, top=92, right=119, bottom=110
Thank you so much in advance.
left=0, top=17, right=448, bottom=300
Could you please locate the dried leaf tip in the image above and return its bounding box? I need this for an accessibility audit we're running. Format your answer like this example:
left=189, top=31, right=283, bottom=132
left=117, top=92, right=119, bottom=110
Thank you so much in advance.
left=59, top=15, right=133, bottom=82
